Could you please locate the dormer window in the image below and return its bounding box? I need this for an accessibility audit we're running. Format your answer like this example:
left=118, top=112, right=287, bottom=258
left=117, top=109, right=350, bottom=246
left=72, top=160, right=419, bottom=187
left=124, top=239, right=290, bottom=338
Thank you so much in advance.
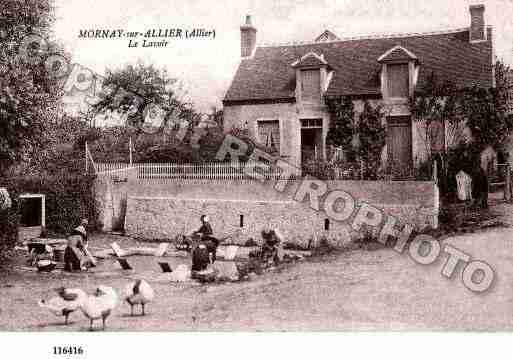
left=291, top=52, right=332, bottom=105
left=301, top=69, right=321, bottom=103
left=387, top=64, right=409, bottom=98
left=378, top=45, right=418, bottom=100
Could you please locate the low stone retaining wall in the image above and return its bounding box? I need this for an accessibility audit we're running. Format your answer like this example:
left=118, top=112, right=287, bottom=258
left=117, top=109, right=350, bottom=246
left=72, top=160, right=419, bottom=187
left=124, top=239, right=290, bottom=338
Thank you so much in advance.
left=118, top=179, right=438, bottom=248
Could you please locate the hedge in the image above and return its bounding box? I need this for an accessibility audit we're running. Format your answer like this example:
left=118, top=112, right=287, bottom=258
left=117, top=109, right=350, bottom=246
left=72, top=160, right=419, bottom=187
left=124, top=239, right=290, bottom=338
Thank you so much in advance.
left=0, top=206, right=19, bottom=265
left=0, top=173, right=100, bottom=253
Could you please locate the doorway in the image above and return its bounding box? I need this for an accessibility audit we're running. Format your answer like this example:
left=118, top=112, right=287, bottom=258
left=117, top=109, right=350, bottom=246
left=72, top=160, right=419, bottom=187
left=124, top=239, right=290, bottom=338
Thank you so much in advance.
left=18, top=194, right=45, bottom=240
left=301, top=118, right=323, bottom=165
left=386, top=116, right=412, bottom=170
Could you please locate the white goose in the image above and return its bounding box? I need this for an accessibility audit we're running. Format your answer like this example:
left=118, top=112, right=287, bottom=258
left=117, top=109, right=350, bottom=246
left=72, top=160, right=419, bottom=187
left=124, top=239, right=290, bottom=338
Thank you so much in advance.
left=79, top=285, right=118, bottom=331
left=38, top=287, right=87, bottom=325
left=123, top=279, right=155, bottom=316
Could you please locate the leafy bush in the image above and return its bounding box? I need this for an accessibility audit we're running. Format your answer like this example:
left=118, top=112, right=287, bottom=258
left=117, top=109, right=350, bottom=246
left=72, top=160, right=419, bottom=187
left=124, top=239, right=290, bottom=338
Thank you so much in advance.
left=0, top=205, right=20, bottom=266
left=1, top=173, right=99, bottom=236
left=302, top=159, right=387, bottom=181
left=326, top=97, right=386, bottom=171
left=82, top=124, right=275, bottom=165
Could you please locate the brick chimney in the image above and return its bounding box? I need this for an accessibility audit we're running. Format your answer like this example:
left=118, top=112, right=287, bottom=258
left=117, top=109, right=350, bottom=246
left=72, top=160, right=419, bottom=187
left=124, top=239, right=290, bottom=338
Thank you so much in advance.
left=240, top=15, right=257, bottom=57
left=469, top=4, right=486, bottom=42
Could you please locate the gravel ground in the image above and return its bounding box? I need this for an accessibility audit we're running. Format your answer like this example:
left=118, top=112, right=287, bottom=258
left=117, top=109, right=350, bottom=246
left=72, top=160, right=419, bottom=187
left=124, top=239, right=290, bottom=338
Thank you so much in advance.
left=1, top=227, right=513, bottom=331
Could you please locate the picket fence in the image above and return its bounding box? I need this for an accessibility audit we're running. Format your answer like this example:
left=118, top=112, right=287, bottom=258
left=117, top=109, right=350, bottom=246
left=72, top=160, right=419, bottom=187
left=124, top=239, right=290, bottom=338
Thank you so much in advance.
left=95, top=162, right=286, bottom=180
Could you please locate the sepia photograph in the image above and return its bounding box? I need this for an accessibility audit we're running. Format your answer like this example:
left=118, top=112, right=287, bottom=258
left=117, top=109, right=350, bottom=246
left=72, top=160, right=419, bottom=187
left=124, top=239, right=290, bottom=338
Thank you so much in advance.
left=1, top=0, right=513, bottom=357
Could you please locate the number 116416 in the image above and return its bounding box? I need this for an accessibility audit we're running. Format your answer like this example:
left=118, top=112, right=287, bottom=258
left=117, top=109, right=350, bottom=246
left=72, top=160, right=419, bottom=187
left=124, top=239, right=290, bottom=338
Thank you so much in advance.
left=53, top=346, right=84, bottom=355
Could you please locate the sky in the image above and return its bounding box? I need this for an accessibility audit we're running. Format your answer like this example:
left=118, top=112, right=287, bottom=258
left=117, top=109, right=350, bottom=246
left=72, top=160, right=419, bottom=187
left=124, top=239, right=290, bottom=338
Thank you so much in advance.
left=52, top=0, right=513, bottom=113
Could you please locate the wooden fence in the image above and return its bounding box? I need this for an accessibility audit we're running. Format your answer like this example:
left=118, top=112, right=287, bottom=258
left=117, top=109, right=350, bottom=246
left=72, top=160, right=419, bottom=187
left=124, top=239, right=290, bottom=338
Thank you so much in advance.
left=95, top=162, right=286, bottom=180
left=95, top=161, right=439, bottom=181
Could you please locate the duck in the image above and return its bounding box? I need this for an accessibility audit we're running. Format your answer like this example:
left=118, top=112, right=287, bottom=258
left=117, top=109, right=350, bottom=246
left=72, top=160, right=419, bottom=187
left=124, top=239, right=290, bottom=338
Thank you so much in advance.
left=79, top=285, right=118, bottom=331
left=38, top=287, right=87, bottom=325
left=123, top=279, right=155, bottom=316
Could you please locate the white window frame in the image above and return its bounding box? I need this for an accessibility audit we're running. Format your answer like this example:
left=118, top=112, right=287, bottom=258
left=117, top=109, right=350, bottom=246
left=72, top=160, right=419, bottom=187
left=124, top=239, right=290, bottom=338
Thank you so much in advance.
left=300, top=118, right=323, bottom=129
left=254, top=118, right=282, bottom=155
left=19, top=193, right=46, bottom=228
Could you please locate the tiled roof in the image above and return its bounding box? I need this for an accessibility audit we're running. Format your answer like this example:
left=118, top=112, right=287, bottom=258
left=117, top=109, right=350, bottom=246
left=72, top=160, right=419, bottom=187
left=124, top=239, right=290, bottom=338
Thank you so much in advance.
left=224, top=28, right=493, bottom=103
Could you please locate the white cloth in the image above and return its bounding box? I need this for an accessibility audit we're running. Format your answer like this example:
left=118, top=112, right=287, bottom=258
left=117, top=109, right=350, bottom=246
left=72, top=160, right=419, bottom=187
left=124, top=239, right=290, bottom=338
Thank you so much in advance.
left=169, top=264, right=190, bottom=282
left=456, top=171, right=473, bottom=201
left=0, top=188, right=12, bottom=210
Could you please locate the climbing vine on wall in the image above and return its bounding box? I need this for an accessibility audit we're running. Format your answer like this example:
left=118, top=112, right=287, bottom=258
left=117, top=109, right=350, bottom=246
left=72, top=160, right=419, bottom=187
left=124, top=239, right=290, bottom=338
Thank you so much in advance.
left=325, top=96, right=386, bottom=178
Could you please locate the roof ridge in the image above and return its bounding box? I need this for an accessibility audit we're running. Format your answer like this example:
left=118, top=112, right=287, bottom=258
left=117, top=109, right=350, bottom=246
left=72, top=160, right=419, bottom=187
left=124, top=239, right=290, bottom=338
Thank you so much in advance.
left=258, top=26, right=490, bottom=48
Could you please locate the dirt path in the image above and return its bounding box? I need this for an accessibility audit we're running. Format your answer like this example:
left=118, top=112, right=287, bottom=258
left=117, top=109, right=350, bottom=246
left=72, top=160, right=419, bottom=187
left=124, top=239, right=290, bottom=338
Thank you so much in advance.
left=1, top=228, right=513, bottom=331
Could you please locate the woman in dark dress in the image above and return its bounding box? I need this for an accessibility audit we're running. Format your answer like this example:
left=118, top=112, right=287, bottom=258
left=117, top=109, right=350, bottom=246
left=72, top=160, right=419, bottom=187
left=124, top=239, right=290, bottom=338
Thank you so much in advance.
left=64, top=219, right=94, bottom=271
left=260, top=227, right=283, bottom=264
left=63, top=234, right=87, bottom=271
left=193, top=215, right=219, bottom=263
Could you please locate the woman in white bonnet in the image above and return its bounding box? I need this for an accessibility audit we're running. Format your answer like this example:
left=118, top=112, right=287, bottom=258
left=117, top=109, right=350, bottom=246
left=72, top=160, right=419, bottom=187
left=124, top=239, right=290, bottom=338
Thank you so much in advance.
left=72, top=219, right=89, bottom=248
left=64, top=219, right=91, bottom=271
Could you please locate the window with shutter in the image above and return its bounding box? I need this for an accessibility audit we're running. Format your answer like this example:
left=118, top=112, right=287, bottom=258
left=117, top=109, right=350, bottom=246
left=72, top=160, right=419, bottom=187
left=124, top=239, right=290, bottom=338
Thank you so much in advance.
left=257, top=120, right=280, bottom=154
left=387, top=64, right=409, bottom=98
left=301, top=69, right=321, bottom=103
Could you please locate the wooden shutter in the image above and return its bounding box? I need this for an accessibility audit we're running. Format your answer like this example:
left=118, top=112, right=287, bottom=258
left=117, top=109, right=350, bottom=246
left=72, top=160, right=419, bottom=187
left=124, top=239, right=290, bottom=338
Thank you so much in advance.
left=301, top=70, right=321, bottom=102
left=387, top=64, right=409, bottom=98
left=387, top=116, right=412, bottom=169
left=258, top=120, right=280, bottom=153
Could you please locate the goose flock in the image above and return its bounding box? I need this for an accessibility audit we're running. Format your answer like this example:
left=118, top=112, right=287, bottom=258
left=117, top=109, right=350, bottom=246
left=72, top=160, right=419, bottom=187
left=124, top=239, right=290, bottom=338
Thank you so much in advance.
left=38, top=279, right=155, bottom=331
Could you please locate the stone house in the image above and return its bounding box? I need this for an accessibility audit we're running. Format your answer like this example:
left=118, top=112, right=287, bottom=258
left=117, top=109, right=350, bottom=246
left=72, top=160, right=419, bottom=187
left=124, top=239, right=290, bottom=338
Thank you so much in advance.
left=223, top=4, right=494, bottom=171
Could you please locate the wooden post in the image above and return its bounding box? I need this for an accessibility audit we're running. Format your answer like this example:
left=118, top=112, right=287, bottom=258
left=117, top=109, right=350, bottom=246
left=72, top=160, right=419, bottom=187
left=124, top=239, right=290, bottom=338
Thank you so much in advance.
left=129, top=138, right=133, bottom=165
left=85, top=141, right=88, bottom=173
left=505, top=164, right=511, bottom=202
left=433, top=159, right=438, bottom=184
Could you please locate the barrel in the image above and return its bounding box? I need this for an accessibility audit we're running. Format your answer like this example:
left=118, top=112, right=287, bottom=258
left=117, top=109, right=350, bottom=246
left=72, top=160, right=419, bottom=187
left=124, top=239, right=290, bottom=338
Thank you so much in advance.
left=53, top=245, right=66, bottom=262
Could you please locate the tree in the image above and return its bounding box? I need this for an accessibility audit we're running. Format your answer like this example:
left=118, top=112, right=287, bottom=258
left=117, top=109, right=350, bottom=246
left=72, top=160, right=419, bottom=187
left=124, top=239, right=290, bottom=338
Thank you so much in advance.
left=325, top=96, right=355, bottom=152
left=0, top=0, right=61, bottom=176
left=356, top=101, right=386, bottom=166
left=210, top=107, right=223, bottom=129
left=460, top=60, right=513, bottom=151
left=326, top=96, right=385, bottom=175
left=411, top=62, right=513, bottom=159
left=410, top=72, right=460, bottom=162
left=88, top=62, right=194, bottom=130
left=410, top=62, right=513, bottom=202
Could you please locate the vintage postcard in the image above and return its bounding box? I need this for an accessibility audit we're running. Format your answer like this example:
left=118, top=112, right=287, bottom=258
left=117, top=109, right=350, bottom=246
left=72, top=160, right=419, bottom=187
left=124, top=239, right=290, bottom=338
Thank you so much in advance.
left=1, top=0, right=513, bottom=357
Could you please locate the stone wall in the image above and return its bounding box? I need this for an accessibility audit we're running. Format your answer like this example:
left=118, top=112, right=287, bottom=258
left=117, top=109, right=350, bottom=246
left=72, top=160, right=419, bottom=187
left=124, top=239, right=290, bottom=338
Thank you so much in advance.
left=94, top=176, right=130, bottom=232
left=122, top=179, right=438, bottom=247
